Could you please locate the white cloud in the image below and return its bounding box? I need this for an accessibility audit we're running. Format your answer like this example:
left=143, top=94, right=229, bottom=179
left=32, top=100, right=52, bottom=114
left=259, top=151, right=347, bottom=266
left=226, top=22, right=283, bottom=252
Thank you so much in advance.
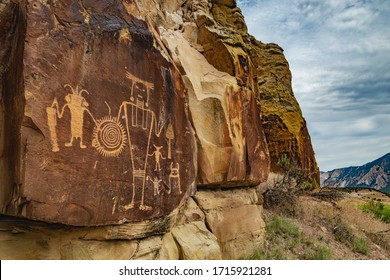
left=238, top=0, right=390, bottom=171
left=329, top=5, right=377, bottom=30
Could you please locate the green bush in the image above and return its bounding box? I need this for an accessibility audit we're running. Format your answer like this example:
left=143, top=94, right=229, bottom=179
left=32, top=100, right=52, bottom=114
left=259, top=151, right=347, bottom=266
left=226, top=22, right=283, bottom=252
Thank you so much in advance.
left=300, top=181, right=316, bottom=191
left=248, top=215, right=334, bottom=260
left=360, top=200, right=390, bottom=223
left=333, top=224, right=354, bottom=244
left=266, top=216, right=300, bottom=239
left=333, top=222, right=369, bottom=255
left=305, top=246, right=332, bottom=260
left=277, top=154, right=291, bottom=171
left=352, top=237, right=368, bottom=255
left=275, top=154, right=317, bottom=191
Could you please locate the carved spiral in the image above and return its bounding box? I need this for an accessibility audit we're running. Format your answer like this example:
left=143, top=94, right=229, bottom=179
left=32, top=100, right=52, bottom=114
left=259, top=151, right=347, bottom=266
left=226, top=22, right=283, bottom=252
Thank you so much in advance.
left=92, top=116, right=127, bottom=157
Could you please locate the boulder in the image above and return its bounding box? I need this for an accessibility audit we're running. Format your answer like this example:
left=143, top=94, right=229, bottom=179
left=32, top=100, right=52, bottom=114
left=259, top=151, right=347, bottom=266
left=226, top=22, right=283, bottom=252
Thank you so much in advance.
left=159, top=232, right=180, bottom=260
left=171, top=221, right=222, bottom=260
left=131, top=236, right=163, bottom=260
left=195, top=188, right=265, bottom=259
left=0, top=217, right=139, bottom=260
left=205, top=205, right=265, bottom=259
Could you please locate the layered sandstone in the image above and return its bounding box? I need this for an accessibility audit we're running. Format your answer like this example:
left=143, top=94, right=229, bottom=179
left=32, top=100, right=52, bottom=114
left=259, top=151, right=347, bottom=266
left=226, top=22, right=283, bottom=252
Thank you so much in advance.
left=0, top=0, right=318, bottom=259
left=249, top=41, right=320, bottom=184
left=138, top=0, right=319, bottom=185
left=0, top=188, right=264, bottom=260
left=2, top=0, right=197, bottom=226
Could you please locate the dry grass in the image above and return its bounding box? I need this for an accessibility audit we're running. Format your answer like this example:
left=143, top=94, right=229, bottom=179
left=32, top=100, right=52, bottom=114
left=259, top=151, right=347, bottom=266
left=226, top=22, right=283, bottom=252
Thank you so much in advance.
left=248, top=213, right=332, bottom=260
left=255, top=188, right=390, bottom=260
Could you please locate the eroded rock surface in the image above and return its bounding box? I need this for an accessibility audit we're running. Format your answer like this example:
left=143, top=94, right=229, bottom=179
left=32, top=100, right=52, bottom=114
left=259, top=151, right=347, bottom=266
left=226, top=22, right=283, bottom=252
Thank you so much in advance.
left=195, top=188, right=265, bottom=259
left=2, top=0, right=196, bottom=226
left=162, top=30, right=268, bottom=186
left=140, top=0, right=319, bottom=185
left=249, top=41, right=320, bottom=184
left=0, top=188, right=264, bottom=260
left=0, top=0, right=319, bottom=259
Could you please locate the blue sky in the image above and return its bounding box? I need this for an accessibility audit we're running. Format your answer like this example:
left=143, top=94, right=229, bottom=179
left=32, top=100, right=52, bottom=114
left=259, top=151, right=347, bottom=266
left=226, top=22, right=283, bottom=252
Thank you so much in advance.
left=237, top=0, right=390, bottom=171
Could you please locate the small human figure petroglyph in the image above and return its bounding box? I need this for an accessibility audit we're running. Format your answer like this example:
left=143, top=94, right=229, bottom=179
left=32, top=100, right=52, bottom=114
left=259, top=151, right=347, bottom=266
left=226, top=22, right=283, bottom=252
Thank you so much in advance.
left=147, top=176, right=164, bottom=196
left=169, top=162, right=182, bottom=194
left=148, top=144, right=166, bottom=171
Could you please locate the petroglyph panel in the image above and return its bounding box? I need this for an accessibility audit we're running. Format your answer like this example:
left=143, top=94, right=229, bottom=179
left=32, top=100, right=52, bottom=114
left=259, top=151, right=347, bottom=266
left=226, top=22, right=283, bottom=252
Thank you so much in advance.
left=3, top=0, right=196, bottom=226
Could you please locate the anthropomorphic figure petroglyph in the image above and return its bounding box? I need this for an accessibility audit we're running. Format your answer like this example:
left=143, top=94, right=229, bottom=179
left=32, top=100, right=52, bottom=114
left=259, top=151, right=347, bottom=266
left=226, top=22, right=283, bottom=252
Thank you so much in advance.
left=169, top=162, right=182, bottom=194
left=149, top=144, right=166, bottom=171
left=47, top=84, right=95, bottom=151
left=147, top=176, right=164, bottom=196
left=119, top=72, right=166, bottom=212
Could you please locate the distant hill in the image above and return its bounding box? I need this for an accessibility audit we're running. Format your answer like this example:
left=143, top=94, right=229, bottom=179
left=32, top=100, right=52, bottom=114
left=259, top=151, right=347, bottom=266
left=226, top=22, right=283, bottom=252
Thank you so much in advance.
left=321, top=153, right=390, bottom=194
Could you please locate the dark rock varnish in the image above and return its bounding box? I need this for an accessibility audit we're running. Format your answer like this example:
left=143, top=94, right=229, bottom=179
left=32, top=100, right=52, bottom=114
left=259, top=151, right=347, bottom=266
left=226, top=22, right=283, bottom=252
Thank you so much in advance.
left=1, top=0, right=196, bottom=225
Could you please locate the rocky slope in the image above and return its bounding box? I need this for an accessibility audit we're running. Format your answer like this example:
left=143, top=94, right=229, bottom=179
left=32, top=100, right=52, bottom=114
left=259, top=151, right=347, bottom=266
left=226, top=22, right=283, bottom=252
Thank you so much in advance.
left=0, top=0, right=318, bottom=259
left=260, top=188, right=390, bottom=260
left=321, top=153, right=390, bottom=193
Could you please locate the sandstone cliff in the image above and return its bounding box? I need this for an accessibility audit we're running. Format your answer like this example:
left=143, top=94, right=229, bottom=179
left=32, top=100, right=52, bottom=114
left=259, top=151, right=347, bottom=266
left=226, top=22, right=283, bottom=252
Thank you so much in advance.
left=0, top=0, right=318, bottom=259
left=145, top=0, right=319, bottom=185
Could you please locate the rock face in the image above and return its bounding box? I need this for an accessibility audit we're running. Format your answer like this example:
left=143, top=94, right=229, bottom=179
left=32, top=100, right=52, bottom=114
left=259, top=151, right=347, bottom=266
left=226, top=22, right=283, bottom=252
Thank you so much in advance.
left=0, top=0, right=26, bottom=222
left=0, top=0, right=318, bottom=259
left=161, top=30, right=268, bottom=186
left=195, top=188, right=265, bottom=259
left=143, top=0, right=319, bottom=185
left=1, top=0, right=196, bottom=226
left=249, top=41, right=320, bottom=185
left=0, top=187, right=265, bottom=260
left=321, top=153, right=390, bottom=194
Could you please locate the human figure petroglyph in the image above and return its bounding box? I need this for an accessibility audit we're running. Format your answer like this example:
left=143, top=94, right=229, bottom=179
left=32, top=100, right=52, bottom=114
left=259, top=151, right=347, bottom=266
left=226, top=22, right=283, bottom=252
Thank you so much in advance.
left=62, top=85, right=94, bottom=148
left=46, top=73, right=176, bottom=213
left=147, top=176, right=164, bottom=196
left=126, top=71, right=153, bottom=105
left=47, top=84, right=96, bottom=151
left=148, top=144, right=166, bottom=171
left=46, top=106, right=60, bottom=152
left=119, top=72, right=166, bottom=212
left=169, top=162, right=182, bottom=194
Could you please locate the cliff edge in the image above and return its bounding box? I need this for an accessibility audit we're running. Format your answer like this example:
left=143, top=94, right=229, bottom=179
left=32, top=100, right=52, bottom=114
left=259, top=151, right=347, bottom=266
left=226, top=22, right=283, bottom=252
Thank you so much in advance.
left=0, top=0, right=319, bottom=259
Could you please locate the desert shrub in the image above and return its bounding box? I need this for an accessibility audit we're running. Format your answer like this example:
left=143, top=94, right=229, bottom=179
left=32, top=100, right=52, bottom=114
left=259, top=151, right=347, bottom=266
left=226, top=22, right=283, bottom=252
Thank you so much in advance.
left=300, top=181, right=316, bottom=191
left=248, top=215, right=333, bottom=260
left=263, top=188, right=297, bottom=216
left=333, top=222, right=369, bottom=255
left=360, top=200, right=390, bottom=223
left=305, top=246, right=332, bottom=260
left=333, top=224, right=354, bottom=244
left=267, top=216, right=300, bottom=239
left=275, top=154, right=317, bottom=192
left=352, top=237, right=368, bottom=255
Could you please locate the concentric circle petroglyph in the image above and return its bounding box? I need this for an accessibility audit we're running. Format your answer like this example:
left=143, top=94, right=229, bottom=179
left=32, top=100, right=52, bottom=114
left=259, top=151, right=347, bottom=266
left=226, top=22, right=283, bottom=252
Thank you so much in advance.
left=92, top=116, right=127, bottom=157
